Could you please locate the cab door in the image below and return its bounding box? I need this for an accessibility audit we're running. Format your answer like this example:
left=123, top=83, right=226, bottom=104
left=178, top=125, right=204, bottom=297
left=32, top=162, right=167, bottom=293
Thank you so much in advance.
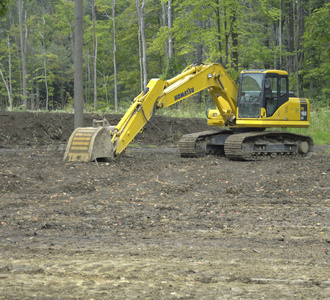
left=264, top=75, right=288, bottom=117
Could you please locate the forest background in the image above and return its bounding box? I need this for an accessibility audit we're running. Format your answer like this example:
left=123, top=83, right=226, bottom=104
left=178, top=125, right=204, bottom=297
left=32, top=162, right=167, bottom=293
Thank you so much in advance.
left=0, top=0, right=329, bottom=113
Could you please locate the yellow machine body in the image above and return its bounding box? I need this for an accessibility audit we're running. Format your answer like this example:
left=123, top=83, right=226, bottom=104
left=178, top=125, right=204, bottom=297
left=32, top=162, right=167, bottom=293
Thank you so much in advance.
left=232, top=69, right=310, bottom=129
left=64, top=64, right=311, bottom=162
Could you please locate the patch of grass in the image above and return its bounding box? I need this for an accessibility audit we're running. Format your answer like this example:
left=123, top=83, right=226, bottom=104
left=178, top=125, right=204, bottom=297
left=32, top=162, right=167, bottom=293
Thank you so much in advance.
left=127, top=144, right=157, bottom=148
left=156, top=101, right=206, bottom=119
left=284, top=110, right=330, bottom=145
left=127, top=143, right=141, bottom=148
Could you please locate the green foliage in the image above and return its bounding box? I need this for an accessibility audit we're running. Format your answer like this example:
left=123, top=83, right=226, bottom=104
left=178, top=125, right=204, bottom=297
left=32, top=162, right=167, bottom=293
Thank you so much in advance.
left=285, top=109, right=330, bottom=145
left=162, top=57, right=177, bottom=80
left=302, top=3, right=330, bottom=107
left=156, top=95, right=207, bottom=119
left=0, top=0, right=328, bottom=113
left=0, top=0, right=9, bottom=17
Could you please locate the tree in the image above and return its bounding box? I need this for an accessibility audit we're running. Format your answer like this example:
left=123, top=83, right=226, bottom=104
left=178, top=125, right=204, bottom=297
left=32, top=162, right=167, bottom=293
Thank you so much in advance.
left=136, top=0, right=147, bottom=88
left=98, top=0, right=118, bottom=111
left=303, top=3, right=330, bottom=106
left=74, top=0, right=84, bottom=128
left=112, top=0, right=118, bottom=112
left=65, top=0, right=75, bottom=56
left=0, top=0, right=328, bottom=112
left=0, top=67, right=12, bottom=110
left=167, top=0, right=173, bottom=61
left=18, top=0, right=27, bottom=109
left=39, top=15, right=50, bottom=110
left=0, top=0, right=9, bottom=17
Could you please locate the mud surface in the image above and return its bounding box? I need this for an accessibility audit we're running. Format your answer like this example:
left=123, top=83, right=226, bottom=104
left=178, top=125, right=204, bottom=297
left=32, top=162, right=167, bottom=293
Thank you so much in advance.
left=0, top=112, right=329, bottom=299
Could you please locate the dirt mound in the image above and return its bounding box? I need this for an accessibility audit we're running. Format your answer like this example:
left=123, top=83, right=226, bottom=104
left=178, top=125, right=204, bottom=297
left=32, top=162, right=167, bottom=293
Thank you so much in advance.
left=0, top=112, right=210, bottom=148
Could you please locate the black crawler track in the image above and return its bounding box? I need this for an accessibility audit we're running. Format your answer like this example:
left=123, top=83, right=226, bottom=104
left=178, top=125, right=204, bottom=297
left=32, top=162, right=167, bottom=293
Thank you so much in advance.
left=224, top=131, right=314, bottom=160
left=178, top=130, right=228, bottom=157
left=179, top=130, right=314, bottom=161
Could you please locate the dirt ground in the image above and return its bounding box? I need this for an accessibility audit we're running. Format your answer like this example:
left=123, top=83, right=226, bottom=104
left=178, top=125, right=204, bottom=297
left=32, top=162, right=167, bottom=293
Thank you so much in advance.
left=0, top=111, right=329, bottom=299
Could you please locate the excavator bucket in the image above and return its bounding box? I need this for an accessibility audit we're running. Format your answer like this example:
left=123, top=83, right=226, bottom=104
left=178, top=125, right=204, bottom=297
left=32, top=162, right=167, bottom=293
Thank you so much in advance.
left=63, top=119, right=114, bottom=162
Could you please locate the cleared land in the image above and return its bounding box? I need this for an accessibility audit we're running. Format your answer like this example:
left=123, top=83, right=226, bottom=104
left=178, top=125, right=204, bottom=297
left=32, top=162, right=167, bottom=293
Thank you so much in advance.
left=0, top=112, right=329, bottom=299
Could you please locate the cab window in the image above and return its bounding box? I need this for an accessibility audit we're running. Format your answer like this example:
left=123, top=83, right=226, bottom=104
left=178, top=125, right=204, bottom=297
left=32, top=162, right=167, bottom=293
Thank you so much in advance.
left=280, top=77, right=287, bottom=97
left=265, top=76, right=278, bottom=117
left=238, top=74, right=263, bottom=118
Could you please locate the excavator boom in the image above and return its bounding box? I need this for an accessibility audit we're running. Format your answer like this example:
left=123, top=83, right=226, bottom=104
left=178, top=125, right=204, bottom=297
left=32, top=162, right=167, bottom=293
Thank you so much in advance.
left=64, top=63, right=238, bottom=162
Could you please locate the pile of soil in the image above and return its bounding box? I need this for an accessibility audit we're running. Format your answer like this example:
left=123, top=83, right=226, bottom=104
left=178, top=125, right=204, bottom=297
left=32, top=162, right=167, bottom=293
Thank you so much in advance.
left=0, top=111, right=210, bottom=148
left=0, top=112, right=329, bottom=299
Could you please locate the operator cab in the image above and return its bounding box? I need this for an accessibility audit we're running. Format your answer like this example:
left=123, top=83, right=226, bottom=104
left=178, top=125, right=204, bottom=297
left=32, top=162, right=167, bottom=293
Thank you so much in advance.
left=237, top=70, right=289, bottom=118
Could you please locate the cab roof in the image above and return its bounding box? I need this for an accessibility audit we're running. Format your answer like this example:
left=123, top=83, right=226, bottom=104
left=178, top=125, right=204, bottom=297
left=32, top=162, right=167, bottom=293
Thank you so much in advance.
left=240, top=69, right=289, bottom=76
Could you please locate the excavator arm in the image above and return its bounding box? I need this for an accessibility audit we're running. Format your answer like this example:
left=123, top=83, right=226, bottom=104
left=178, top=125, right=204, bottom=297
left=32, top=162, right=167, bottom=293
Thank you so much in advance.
left=64, top=63, right=238, bottom=162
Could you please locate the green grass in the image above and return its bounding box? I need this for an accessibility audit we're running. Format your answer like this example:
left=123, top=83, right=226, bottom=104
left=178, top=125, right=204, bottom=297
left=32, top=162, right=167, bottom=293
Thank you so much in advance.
left=127, top=143, right=141, bottom=148
left=156, top=106, right=206, bottom=118
left=284, top=110, right=330, bottom=145
left=127, top=144, right=157, bottom=148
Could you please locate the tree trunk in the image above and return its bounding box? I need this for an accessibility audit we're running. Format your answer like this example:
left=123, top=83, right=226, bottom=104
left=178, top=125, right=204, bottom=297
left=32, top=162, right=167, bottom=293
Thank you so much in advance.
left=94, top=36, right=97, bottom=110
left=195, top=19, right=203, bottom=65
left=224, top=9, right=229, bottom=67
left=216, top=0, right=223, bottom=65
left=279, top=0, right=282, bottom=69
left=141, top=0, right=147, bottom=88
left=103, top=3, right=118, bottom=110
left=0, top=68, right=12, bottom=110
left=167, top=1, right=173, bottom=60
left=44, top=56, right=49, bottom=110
left=308, top=1, right=313, bottom=97
left=112, top=0, right=118, bottom=112
left=287, top=0, right=294, bottom=73
left=136, top=0, right=147, bottom=88
left=7, top=35, right=12, bottom=96
left=92, top=0, right=97, bottom=110
left=293, top=0, right=299, bottom=97
left=136, top=0, right=148, bottom=90
left=66, top=0, right=75, bottom=56
left=36, top=80, right=40, bottom=109
left=18, top=0, right=27, bottom=109
left=42, top=16, right=49, bottom=110
left=264, top=23, right=271, bottom=69
left=231, top=11, right=238, bottom=72
left=13, top=25, right=22, bottom=99
left=161, top=2, right=168, bottom=65
left=29, top=43, right=35, bottom=110
left=296, top=0, right=304, bottom=95
left=60, top=81, right=64, bottom=109
left=137, top=22, right=143, bottom=91
left=74, top=0, right=84, bottom=129
left=86, top=46, right=90, bottom=105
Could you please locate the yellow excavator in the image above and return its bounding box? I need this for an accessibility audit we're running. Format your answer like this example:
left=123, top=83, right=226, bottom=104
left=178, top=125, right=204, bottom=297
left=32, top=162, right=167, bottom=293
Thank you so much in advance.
left=63, top=63, right=313, bottom=162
